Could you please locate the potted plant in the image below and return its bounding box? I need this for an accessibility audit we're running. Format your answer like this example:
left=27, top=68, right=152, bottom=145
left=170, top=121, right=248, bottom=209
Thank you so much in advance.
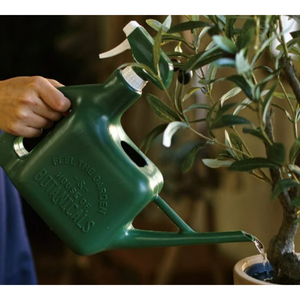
left=137, top=15, right=300, bottom=284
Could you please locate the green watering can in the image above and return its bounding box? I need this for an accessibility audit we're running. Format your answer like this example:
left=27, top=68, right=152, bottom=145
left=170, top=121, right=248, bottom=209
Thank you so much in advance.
left=0, top=21, right=254, bottom=255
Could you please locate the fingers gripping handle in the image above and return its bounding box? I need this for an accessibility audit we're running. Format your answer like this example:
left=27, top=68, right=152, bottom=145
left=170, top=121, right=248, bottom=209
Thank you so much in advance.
left=0, top=85, right=76, bottom=167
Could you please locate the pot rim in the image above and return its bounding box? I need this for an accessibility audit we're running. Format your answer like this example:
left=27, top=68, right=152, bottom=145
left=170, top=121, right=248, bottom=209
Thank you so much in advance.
left=233, top=254, right=274, bottom=285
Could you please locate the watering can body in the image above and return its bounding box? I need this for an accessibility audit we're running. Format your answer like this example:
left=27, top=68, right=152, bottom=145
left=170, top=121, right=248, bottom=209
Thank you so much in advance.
left=0, top=70, right=164, bottom=255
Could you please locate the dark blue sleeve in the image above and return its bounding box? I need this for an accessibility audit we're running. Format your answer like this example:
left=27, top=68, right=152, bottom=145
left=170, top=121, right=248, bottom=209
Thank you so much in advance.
left=0, top=131, right=37, bottom=284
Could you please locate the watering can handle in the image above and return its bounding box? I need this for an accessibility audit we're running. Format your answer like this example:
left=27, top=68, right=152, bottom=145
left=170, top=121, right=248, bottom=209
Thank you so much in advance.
left=112, top=195, right=254, bottom=250
left=0, top=84, right=92, bottom=168
left=153, top=196, right=194, bottom=233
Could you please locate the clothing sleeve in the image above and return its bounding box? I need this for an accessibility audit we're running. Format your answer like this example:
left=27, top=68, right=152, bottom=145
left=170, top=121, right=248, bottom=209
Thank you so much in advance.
left=0, top=130, right=37, bottom=284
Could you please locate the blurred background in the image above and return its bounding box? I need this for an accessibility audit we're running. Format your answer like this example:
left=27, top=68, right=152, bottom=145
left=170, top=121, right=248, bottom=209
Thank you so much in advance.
left=0, top=15, right=292, bottom=284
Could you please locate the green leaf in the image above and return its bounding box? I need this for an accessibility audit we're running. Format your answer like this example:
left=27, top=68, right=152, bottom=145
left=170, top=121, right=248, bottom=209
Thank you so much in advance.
left=216, top=150, right=235, bottom=160
left=252, top=33, right=278, bottom=67
left=211, top=115, right=251, bottom=129
left=162, top=15, right=172, bottom=30
left=213, top=35, right=238, bottom=54
left=202, top=158, right=233, bottom=169
left=227, top=75, right=254, bottom=100
left=236, top=18, right=256, bottom=50
left=182, top=87, right=202, bottom=102
left=289, top=137, right=300, bottom=164
left=168, top=21, right=213, bottom=33
left=140, top=124, right=167, bottom=153
left=274, top=92, right=296, bottom=100
left=242, top=127, right=268, bottom=143
left=287, top=164, right=300, bottom=176
left=183, top=47, right=223, bottom=71
left=184, top=103, right=212, bottom=113
left=262, top=83, right=277, bottom=126
left=291, top=196, right=300, bottom=207
left=229, top=158, right=281, bottom=172
left=146, top=94, right=180, bottom=122
left=212, top=58, right=236, bottom=68
left=220, top=87, right=242, bottom=106
left=215, top=102, right=237, bottom=119
left=225, top=16, right=237, bottom=39
left=182, top=142, right=207, bottom=173
left=162, top=121, right=189, bottom=147
left=233, top=98, right=253, bottom=116
left=235, top=50, right=251, bottom=74
left=146, top=19, right=170, bottom=32
left=266, top=143, right=286, bottom=165
left=271, top=179, right=300, bottom=200
left=228, top=132, right=245, bottom=160
left=153, top=28, right=163, bottom=72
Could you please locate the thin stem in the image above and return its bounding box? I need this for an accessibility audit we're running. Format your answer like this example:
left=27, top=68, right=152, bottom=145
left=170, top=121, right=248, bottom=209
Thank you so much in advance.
left=189, top=126, right=250, bottom=158
left=278, top=16, right=290, bottom=59
left=279, top=76, right=295, bottom=115
left=278, top=76, right=298, bottom=138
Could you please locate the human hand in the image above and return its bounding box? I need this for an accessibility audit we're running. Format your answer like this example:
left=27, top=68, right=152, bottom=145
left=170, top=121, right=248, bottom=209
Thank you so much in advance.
left=0, top=76, right=71, bottom=137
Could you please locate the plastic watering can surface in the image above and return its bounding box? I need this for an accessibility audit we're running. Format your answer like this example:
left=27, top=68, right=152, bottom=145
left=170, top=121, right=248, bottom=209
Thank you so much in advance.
left=0, top=21, right=254, bottom=256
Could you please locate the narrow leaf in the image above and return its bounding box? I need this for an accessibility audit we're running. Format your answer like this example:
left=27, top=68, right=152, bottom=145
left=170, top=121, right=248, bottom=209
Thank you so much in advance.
left=215, top=102, right=237, bottom=119
left=229, top=158, right=281, bottom=172
left=212, top=58, right=236, bottom=68
left=227, top=75, right=254, bottom=99
left=182, top=142, right=207, bottom=173
left=182, top=87, right=202, bottom=102
left=274, top=92, right=295, bottom=100
left=147, top=94, right=180, bottom=122
left=220, top=87, right=242, bottom=106
left=213, top=35, right=238, bottom=54
left=217, top=150, right=235, bottom=160
left=225, top=16, right=237, bottom=39
left=235, top=50, right=251, bottom=74
left=262, top=83, right=277, bottom=125
left=228, top=132, right=245, bottom=160
left=140, top=124, right=167, bottom=153
left=202, top=158, right=233, bottom=168
left=183, top=47, right=223, bottom=71
left=168, top=21, right=213, bottom=33
left=266, top=143, right=286, bottom=165
left=233, top=98, right=253, bottom=116
left=271, top=179, right=300, bottom=200
left=211, top=115, right=251, bottom=129
left=287, top=164, right=300, bottom=176
left=162, top=15, right=172, bottom=30
left=163, top=121, right=189, bottom=147
left=184, top=103, right=212, bottom=113
left=153, top=28, right=163, bottom=72
left=291, top=196, right=300, bottom=207
left=146, top=19, right=170, bottom=32
left=242, top=127, right=268, bottom=142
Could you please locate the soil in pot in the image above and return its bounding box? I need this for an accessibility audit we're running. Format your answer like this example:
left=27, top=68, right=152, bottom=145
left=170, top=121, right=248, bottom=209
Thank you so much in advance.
left=244, top=260, right=274, bottom=282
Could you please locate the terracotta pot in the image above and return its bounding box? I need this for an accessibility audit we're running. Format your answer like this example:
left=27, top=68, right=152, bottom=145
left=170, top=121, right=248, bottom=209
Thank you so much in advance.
left=233, top=254, right=274, bottom=285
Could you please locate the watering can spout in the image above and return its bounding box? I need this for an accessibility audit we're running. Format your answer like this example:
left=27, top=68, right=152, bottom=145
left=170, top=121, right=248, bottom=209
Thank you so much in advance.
left=114, top=228, right=254, bottom=250
left=111, top=195, right=255, bottom=251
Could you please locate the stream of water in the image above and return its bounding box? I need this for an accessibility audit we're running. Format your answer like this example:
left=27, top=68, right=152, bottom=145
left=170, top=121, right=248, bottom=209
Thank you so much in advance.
left=249, top=237, right=273, bottom=282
